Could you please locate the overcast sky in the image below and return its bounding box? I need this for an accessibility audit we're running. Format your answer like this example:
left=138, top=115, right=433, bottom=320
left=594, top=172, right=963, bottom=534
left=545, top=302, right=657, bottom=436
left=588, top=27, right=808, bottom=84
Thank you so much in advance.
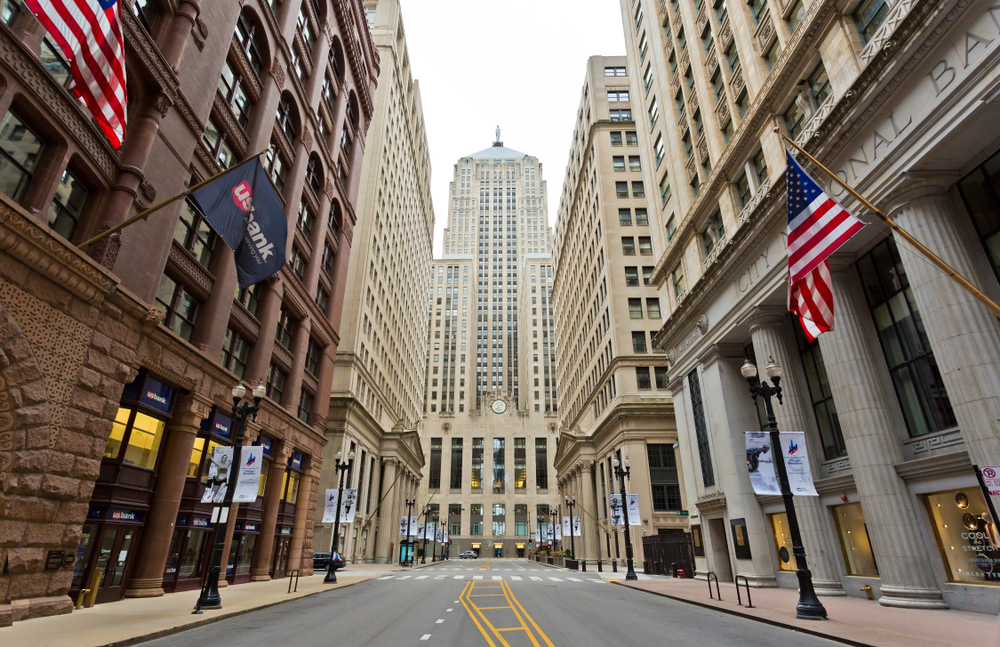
left=398, top=0, right=627, bottom=257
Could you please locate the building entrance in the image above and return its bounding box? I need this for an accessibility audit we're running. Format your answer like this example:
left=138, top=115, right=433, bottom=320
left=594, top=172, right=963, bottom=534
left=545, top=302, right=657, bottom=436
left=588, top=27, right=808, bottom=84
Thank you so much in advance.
left=74, top=523, right=140, bottom=604
left=707, top=518, right=734, bottom=581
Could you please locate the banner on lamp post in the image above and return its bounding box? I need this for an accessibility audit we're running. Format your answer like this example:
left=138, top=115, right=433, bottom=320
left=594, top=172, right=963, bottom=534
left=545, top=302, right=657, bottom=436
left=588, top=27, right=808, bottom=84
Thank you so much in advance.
left=572, top=517, right=581, bottom=536
left=780, top=432, right=818, bottom=496
left=609, top=494, right=624, bottom=527
left=745, top=432, right=781, bottom=496
left=555, top=522, right=562, bottom=541
left=339, top=489, right=358, bottom=523
left=562, top=516, right=572, bottom=538
left=626, top=494, right=642, bottom=526
left=322, top=489, right=339, bottom=523
left=399, top=516, right=409, bottom=536
left=200, top=446, right=262, bottom=504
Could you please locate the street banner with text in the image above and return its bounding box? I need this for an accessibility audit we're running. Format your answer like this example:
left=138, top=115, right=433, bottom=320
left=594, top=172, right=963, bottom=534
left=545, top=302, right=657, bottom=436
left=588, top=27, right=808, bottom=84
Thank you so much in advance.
left=339, top=488, right=358, bottom=523
left=780, top=432, right=818, bottom=496
left=201, top=446, right=262, bottom=504
left=975, top=466, right=1000, bottom=519
left=555, top=522, right=562, bottom=541
left=322, top=489, right=339, bottom=523
left=562, top=517, right=572, bottom=537
left=626, top=494, right=642, bottom=526
left=572, top=517, right=581, bottom=536
left=745, top=432, right=781, bottom=496
left=609, top=494, right=624, bottom=526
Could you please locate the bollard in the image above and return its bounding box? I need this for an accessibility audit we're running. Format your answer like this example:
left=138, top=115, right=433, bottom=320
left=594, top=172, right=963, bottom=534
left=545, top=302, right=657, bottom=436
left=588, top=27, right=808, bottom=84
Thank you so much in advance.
left=597, top=559, right=603, bottom=573
left=582, top=560, right=587, bottom=572
left=612, top=560, right=618, bottom=573
left=84, top=568, right=102, bottom=608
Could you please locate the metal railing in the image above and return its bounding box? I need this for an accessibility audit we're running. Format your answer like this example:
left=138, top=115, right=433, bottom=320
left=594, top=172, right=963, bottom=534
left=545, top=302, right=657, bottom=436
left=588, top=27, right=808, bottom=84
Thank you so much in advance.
left=287, top=569, right=300, bottom=593
left=706, top=571, right=721, bottom=601
left=735, top=575, right=754, bottom=608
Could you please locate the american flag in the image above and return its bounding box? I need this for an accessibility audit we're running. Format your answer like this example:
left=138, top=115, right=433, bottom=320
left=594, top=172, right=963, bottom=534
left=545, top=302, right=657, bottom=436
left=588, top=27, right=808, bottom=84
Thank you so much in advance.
left=24, top=0, right=127, bottom=148
left=786, top=150, right=864, bottom=341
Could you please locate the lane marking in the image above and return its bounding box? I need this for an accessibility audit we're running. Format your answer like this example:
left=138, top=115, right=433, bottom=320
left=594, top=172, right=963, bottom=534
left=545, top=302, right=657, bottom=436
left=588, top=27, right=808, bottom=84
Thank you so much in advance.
left=473, top=575, right=483, bottom=580
left=416, top=576, right=429, bottom=580
left=529, top=576, right=542, bottom=581
left=510, top=575, right=523, bottom=581
left=420, top=635, right=431, bottom=641
left=446, top=608, right=453, bottom=612
left=492, top=575, right=503, bottom=580
left=435, top=576, right=445, bottom=580
left=458, top=581, right=497, bottom=647
left=567, top=577, right=581, bottom=582
left=398, top=575, right=411, bottom=580
left=453, top=575, right=465, bottom=579
left=548, top=577, right=562, bottom=582
left=504, top=580, right=557, bottom=647
left=436, top=619, right=444, bottom=624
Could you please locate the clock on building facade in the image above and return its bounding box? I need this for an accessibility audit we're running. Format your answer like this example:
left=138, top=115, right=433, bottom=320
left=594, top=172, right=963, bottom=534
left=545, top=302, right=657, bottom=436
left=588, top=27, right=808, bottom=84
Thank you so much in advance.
left=491, top=399, right=507, bottom=414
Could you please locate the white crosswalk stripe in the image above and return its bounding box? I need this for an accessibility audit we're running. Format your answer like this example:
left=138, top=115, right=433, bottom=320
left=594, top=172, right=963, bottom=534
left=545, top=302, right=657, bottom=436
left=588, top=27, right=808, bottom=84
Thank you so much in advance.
left=510, top=575, right=522, bottom=581
left=435, top=576, right=445, bottom=579
left=397, top=576, right=411, bottom=580
left=548, top=577, right=562, bottom=582
left=568, top=578, right=581, bottom=582
left=530, top=576, right=542, bottom=581
left=453, top=575, right=464, bottom=579
left=473, top=576, right=483, bottom=580
left=416, top=576, right=428, bottom=580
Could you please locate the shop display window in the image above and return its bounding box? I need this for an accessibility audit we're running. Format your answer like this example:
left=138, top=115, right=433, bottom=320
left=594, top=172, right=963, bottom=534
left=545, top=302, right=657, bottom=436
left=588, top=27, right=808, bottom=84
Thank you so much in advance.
left=926, top=487, right=1000, bottom=584
left=102, top=408, right=166, bottom=470
left=769, top=512, right=795, bottom=571
left=833, top=503, right=878, bottom=577
left=198, top=440, right=226, bottom=482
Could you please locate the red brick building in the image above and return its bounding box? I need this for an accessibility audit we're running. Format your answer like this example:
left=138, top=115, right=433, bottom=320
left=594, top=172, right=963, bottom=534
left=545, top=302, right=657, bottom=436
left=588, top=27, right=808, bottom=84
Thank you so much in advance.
left=0, top=0, right=378, bottom=624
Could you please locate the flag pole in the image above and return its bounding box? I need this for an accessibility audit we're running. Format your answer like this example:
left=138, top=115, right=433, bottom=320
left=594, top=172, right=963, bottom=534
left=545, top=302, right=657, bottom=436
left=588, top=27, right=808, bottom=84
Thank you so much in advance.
left=778, top=129, right=1000, bottom=319
left=80, top=147, right=272, bottom=249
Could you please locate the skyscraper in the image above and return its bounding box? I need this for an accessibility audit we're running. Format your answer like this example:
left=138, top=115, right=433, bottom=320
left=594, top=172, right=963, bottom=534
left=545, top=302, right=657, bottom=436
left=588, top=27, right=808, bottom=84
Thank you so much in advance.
left=417, top=137, right=561, bottom=559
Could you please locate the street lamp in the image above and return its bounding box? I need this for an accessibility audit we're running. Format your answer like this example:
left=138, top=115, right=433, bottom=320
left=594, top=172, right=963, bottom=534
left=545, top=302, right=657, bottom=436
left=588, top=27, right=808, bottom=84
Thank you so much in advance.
left=431, top=514, right=439, bottom=562
left=549, top=509, right=561, bottom=552
left=741, top=356, right=827, bottom=620
left=404, top=496, right=417, bottom=566
left=196, top=381, right=265, bottom=610
left=611, top=454, right=638, bottom=580
left=444, top=507, right=464, bottom=561
left=420, top=504, right=432, bottom=564
left=564, top=495, right=577, bottom=560
left=324, top=448, right=355, bottom=583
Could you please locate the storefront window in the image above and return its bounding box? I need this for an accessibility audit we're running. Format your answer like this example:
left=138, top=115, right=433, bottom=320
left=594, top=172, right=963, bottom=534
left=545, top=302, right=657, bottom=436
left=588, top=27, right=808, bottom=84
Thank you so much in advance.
left=833, top=503, right=878, bottom=576
left=235, top=535, right=256, bottom=575
left=926, top=487, right=1000, bottom=584
left=103, top=408, right=166, bottom=470
left=769, top=512, right=795, bottom=571
left=958, top=149, right=1000, bottom=284
left=188, top=438, right=205, bottom=478
left=283, top=470, right=300, bottom=502
left=258, top=457, right=271, bottom=497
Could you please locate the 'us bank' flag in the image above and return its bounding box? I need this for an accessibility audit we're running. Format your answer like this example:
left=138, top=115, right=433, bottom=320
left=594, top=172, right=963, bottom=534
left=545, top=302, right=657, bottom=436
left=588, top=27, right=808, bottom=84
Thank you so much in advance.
left=785, top=150, right=864, bottom=341
left=191, top=158, right=288, bottom=289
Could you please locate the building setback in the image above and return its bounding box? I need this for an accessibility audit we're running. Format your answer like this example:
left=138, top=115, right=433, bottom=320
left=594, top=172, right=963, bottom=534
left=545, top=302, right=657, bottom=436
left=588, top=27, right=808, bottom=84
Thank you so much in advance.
left=624, top=0, right=1000, bottom=613
left=315, top=0, right=431, bottom=565
left=0, top=0, right=377, bottom=624
left=552, top=56, right=683, bottom=567
left=417, top=140, right=562, bottom=559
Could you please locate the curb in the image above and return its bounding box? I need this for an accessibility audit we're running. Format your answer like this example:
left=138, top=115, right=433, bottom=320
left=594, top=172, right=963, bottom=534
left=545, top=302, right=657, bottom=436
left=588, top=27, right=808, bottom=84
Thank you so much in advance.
left=97, top=576, right=376, bottom=647
left=610, top=581, right=874, bottom=647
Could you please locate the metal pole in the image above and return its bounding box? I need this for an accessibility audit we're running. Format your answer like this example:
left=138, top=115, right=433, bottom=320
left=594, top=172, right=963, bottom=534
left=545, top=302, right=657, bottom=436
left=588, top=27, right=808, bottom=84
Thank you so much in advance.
left=324, top=460, right=349, bottom=583
left=616, top=463, right=638, bottom=580
left=404, top=499, right=414, bottom=566
left=197, top=392, right=258, bottom=609
left=420, top=506, right=429, bottom=564
left=568, top=501, right=576, bottom=560
left=761, top=379, right=827, bottom=620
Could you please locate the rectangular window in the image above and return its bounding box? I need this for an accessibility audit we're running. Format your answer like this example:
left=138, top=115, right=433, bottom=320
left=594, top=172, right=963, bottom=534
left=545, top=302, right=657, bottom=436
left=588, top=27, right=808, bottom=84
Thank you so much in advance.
left=793, top=320, right=847, bottom=460
left=688, top=369, right=715, bottom=486
left=643, top=64, right=654, bottom=94
left=666, top=215, right=677, bottom=241
left=925, top=487, right=999, bottom=584
left=622, top=237, right=636, bottom=255
left=471, top=437, right=484, bottom=491
left=765, top=41, right=783, bottom=71
left=626, top=131, right=638, bottom=146
left=636, top=366, right=652, bottom=389
left=854, top=0, right=889, bottom=44
left=671, top=263, right=685, bottom=297
left=638, top=32, right=648, bottom=61
left=629, top=156, right=642, bottom=172
left=655, top=366, right=669, bottom=388
left=632, top=182, right=645, bottom=198
left=613, top=156, right=626, bottom=172
left=611, top=131, right=623, bottom=146
left=737, top=174, right=752, bottom=208
left=47, top=168, right=88, bottom=241
left=220, top=328, right=250, bottom=379
left=726, top=44, right=740, bottom=74
left=754, top=148, right=769, bottom=186
left=620, top=208, right=633, bottom=226
left=605, top=66, right=627, bottom=76
left=266, top=364, right=286, bottom=403
left=737, top=90, right=750, bottom=117
left=629, top=298, right=644, bottom=319
left=616, top=181, right=629, bottom=198
left=958, top=149, right=1000, bottom=281
left=275, top=307, right=293, bottom=350
left=648, top=97, right=659, bottom=128
left=0, top=110, right=44, bottom=204
left=608, top=90, right=630, bottom=102
left=642, top=266, right=654, bottom=286
left=514, top=438, right=527, bottom=491
left=297, top=390, right=313, bottom=423
left=808, top=62, right=832, bottom=106
left=625, top=266, right=640, bottom=286
left=653, top=135, right=664, bottom=165
left=659, top=173, right=672, bottom=207
left=635, top=208, right=649, bottom=226
left=155, top=275, right=199, bottom=341
left=856, top=239, right=956, bottom=437
left=787, top=0, right=805, bottom=33
left=428, top=438, right=442, bottom=489
left=647, top=298, right=661, bottom=319
left=638, top=236, right=652, bottom=255
left=750, top=0, right=768, bottom=24
left=175, top=198, right=217, bottom=269
left=450, top=438, right=463, bottom=490
left=492, top=438, right=505, bottom=494
left=632, top=330, right=647, bottom=352
left=833, top=502, right=878, bottom=577
left=535, top=438, right=548, bottom=490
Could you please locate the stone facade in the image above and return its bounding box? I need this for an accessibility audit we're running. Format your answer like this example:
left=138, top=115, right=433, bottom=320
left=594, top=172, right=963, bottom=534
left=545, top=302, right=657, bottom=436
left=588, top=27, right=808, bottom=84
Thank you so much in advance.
left=0, top=0, right=378, bottom=625
left=551, top=56, right=683, bottom=566
left=314, top=0, right=431, bottom=565
left=624, top=0, right=1000, bottom=614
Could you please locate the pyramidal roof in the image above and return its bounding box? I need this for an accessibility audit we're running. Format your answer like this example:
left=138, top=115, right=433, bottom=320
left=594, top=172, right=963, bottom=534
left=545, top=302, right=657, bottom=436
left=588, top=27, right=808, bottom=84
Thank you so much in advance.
left=466, top=144, right=528, bottom=159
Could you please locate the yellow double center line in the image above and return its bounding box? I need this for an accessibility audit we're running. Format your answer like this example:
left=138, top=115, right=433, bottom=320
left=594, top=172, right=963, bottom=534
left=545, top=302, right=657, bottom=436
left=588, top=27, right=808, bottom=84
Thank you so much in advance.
left=459, top=579, right=555, bottom=647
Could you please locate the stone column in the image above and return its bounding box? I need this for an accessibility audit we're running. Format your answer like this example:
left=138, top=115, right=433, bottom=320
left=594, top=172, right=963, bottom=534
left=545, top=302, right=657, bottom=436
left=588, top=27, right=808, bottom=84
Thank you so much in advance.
left=580, top=462, right=600, bottom=561
left=287, top=455, right=317, bottom=573
left=159, top=0, right=200, bottom=71
left=282, top=317, right=313, bottom=416
left=746, top=309, right=845, bottom=595
left=250, top=441, right=289, bottom=581
left=374, top=459, right=398, bottom=563
left=818, top=262, right=946, bottom=608
left=244, top=278, right=283, bottom=387
left=887, top=187, right=1000, bottom=468
left=125, top=395, right=211, bottom=597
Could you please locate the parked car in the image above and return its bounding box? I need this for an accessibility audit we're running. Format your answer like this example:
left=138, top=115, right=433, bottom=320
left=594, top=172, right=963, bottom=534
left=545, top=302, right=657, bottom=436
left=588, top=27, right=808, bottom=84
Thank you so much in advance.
left=312, top=552, right=346, bottom=571
left=459, top=551, right=478, bottom=559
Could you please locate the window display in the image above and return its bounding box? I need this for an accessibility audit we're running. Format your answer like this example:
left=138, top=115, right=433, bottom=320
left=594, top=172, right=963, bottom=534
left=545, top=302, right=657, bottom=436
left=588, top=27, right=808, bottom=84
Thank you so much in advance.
left=769, top=512, right=795, bottom=571
left=926, top=487, right=1000, bottom=584
left=833, top=503, right=878, bottom=577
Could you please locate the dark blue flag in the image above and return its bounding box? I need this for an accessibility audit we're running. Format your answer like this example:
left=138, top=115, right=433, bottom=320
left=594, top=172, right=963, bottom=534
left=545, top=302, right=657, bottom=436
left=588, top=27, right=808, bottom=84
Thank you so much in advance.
left=190, top=158, right=288, bottom=289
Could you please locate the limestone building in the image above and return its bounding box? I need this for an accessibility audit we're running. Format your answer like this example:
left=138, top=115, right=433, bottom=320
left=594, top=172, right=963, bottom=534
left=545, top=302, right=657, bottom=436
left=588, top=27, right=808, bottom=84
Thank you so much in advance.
left=622, top=0, right=1000, bottom=612
left=315, top=0, right=431, bottom=565
left=416, top=141, right=562, bottom=559
left=551, top=56, right=684, bottom=567
left=0, top=0, right=379, bottom=623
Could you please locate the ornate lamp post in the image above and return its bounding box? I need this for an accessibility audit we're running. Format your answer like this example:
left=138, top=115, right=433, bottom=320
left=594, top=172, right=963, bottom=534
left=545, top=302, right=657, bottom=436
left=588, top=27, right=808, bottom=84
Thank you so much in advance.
left=564, top=495, right=577, bottom=559
left=431, top=514, right=439, bottom=562
left=404, top=496, right=416, bottom=566
left=324, top=449, right=355, bottom=583
left=196, top=382, right=265, bottom=610
left=741, top=356, right=827, bottom=620
left=611, top=454, right=638, bottom=580
left=420, top=504, right=432, bottom=564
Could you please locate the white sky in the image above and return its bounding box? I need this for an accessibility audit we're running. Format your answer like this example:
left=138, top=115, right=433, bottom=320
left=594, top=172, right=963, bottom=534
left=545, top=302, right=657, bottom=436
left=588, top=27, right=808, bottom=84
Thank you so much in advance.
left=398, top=0, right=627, bottom=257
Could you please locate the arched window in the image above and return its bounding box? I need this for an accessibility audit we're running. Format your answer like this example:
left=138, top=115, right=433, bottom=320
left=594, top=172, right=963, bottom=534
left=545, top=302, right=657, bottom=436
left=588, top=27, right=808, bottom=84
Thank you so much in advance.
left=305, top=156, right=322, bottom=195
left=329, top=38, right=345, bottom=83
left=329, top=200, right=342, bottom=233
left=275, top=94, right=298, bottom=143
left=218, top=59, right=253, bottom=129
left=235, top=11, right=264, bottom=75
left=132, top=0, right=160, bottom=33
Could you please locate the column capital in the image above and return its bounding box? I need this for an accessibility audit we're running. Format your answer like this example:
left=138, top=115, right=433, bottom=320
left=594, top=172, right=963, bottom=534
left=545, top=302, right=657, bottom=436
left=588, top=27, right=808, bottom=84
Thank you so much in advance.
left=172, top=393, right=214, bottom=428
left=827, top=252, right=856, bottom=273
left=737, top=305, right=787, bottom=333
left=880, top=172, right=959, bottom=216
left=696, top=342, right=745, bottom=367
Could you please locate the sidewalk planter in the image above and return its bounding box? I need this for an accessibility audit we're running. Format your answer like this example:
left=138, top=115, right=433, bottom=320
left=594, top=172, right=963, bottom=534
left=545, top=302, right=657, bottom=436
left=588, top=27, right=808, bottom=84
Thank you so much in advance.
left=566, top=559, right=579, bottom=571
left=547, top=557, right=554, bottom=565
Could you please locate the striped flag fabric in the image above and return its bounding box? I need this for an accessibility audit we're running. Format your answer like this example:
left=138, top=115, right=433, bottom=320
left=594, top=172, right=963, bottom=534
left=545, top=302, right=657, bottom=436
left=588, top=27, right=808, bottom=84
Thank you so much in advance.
left=785, top=150, right=864, bottom=341
left=24, top=0, right=127, bottom=148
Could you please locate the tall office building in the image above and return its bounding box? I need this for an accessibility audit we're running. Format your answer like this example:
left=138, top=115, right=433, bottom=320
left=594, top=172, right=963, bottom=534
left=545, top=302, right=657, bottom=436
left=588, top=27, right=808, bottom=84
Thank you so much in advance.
left=416, top=140, right=561, bottom=559
left=315, top=0, right=432, bottom=565
left=623, top=0, right=1000, bottom=611
left=552, top=56, right=683, bottom=566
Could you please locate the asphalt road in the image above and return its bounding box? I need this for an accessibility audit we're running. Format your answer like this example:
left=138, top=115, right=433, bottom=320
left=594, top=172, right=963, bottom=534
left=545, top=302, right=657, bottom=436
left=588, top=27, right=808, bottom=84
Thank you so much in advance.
left=144, top=559, right=841, bottom=647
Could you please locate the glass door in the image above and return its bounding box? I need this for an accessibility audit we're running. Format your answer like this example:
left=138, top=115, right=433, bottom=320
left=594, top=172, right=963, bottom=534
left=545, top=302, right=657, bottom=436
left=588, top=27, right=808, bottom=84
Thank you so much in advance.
left=96, top=527, right=137, bottom=603
left=270, top=536, right=290, bottom=578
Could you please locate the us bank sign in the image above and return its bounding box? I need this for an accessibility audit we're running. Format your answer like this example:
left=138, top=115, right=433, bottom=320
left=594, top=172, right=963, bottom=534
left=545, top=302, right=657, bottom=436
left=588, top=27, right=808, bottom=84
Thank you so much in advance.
left=828, top=1, right=1000, bottom=196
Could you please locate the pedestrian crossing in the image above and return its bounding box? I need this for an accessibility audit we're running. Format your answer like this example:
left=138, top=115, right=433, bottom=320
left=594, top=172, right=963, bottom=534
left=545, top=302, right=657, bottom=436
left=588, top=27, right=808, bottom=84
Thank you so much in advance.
left=376, top=573, right=607, bottom=585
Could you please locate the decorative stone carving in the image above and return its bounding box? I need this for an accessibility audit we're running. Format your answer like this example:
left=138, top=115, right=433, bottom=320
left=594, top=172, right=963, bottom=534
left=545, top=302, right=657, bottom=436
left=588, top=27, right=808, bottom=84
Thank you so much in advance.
left=272, top=55, right=285, bottom=90
left=229, top=39, right=262, bottom=102
left=344, top=219, right=354, bottom=246
left=715, top=95, right=730, bottom=123
left=193, top=17, right=209, bottom=51
left=0, top=371, right=17, bottom=489
left=697, top=136, right=709, bottom=163
left=87, top=227, right=121, bottom=271
left=685, top=155, right=697, bottom=180
left=687, top=89, right=699, bottom=113
left=140, top=180, right=157, bottom=202
left=738, top=176, right=772, bottom=226
left=859, top=0, right=917, bottom=67
left=730, top=67, right=745, bottom=96
left=325, top=177, right=335, bottom=201
left=670, top=72, right=681, bottom=95
left=667, top=314, right=707, bottom=364
left=680, top=48, right=690, bottom=72
left=705, top=49, right=719, bottom=75
left=229, top=301, right=261, bottom=342
left=166, top=241, right=215, bottom=302
left=755, top=14, right=776, bottom=52
left=155, top=93, right=173, bottom=118
left=302, top=126, right=313, bottom=154
left=272, top=340, right=293, bottom=371
left=696, top=3, right=708, bottom=32
left=442, top=422, right=451, bottom=434
left=702, top=236, right=726, bottom=271
left=719, top=16, right=732, bottom=47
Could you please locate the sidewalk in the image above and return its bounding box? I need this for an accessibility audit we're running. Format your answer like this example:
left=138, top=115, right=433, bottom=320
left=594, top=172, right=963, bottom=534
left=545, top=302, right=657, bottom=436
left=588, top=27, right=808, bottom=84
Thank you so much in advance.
left=615, top=577, right=998, bottom=647
left=0, top=562, right=423, bottom=647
